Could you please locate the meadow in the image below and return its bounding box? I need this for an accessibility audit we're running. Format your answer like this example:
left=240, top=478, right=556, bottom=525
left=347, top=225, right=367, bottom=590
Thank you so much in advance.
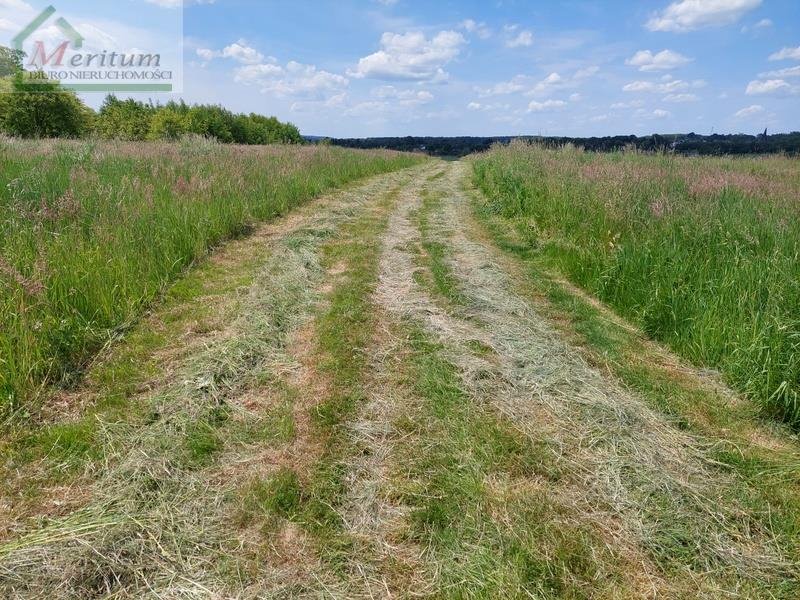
left=473, top=141, right=800, bottom=428
left=0, top=138, right=423, bottom=415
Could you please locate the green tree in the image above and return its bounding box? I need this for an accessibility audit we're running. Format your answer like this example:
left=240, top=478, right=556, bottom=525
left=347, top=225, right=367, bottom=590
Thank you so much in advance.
left=0, top=75, right=93, bottom=138
left=0, top=46, right=24, bottom=77
left=184, top=104, right=236, bottom=143
left=148, top=107, right=188, bottom=140
left=96, top=96, right=154, bottom=141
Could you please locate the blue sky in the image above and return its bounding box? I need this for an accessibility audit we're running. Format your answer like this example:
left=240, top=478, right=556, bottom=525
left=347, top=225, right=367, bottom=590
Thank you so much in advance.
left=4, top=0, right=800, bottom=136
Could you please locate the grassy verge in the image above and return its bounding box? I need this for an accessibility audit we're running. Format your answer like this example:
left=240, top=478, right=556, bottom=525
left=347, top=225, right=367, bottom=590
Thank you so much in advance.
left=0, top=138, right=424, bottom=413
left=467, top=180, right=800, bottom=591
left=472, top=141, right=800, bottom=428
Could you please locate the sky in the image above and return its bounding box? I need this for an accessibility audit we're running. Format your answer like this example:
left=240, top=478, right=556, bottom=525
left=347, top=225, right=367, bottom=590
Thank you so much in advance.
left=3, top=0, right=800, bottom=137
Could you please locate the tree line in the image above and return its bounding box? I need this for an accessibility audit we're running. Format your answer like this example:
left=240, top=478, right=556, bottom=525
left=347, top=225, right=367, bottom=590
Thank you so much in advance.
left=0, top=46, right=302, bottom=144
left=331, top=132, right=800, bottom=157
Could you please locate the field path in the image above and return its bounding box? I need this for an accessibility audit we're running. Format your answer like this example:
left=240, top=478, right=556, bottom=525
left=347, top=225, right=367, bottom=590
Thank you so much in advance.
left=2, top=160, right=798, bottom=598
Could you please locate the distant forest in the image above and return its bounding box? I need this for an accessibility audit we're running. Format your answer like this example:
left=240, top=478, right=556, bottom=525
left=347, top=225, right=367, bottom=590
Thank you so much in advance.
left=326, top=132, right=800, bottom=157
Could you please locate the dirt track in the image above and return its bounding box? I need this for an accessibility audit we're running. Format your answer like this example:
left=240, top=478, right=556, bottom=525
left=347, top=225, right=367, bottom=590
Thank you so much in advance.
left=1, top=161, right=798, bottom=599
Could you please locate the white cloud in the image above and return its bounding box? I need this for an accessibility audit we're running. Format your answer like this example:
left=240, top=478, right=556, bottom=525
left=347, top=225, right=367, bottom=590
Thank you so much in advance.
left=196, top=41, right=268, bottom=65
left=506, top=30, right=533, bottom=48
left=348, top=30, right=465, bottom=81
left=646, top=0, right=761, bottom=32
left=373, top=85, right=433, bottom=105
left=569, top=92, right=581, bottom=101
left=663, top=93, right=698, bottom=102
left=0, top=16, right=17, bottom=31
left=527, top=99, right=566, bottom=112
left=759, top=65, right=800, bottom=79
left=233, top=63, right=284, bottom=81
left=476, top=75, right=529, bottom=97
left=611, top=100, right=644, bottom=109
left=467, top=101, right=511, bottom=112
left=626, top=49, right=692, bottom=71
left=745, top=79, right=796, bottom=96
left=623, top=78, right=704, bottom=93
left=236, top=60, right=348, bottom=98
left=220, top=41, right=264, bottom=64
left=590, top=114, right=609, bottom=122
left=734, top=104, right=764, bottom=118
left=530, top=72, right=565, bottom=96
left=0, top=0, right=34, bottom=10
left=741, top=18, right=772, bottom=32
left=573, top=65, right=600, bottom=79
left=477, top=66, right=595, bottom=99
left=460, top=19, right=491, bottom=39
left=652, top=109, right=670, bottom=118
left=290, top=92, right=349, bottom=113
left=769, top=47, right=800, bottom=61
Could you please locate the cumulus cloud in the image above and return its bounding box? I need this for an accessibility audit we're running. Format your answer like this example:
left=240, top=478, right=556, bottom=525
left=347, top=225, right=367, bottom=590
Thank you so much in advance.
left=235, top=60, right=348, bottom=98
left=460, top=19, right=491, bottom=39
left=734, top=104, right=764, bottom=118
left=759, top=65, right=800, bottom=79
left=196, top=41, right=266, bottom=64
left=467, top=101, right=511, bottom=112
left=506, top=30, right=533, bottom=48
left=527, top=99, right=566, bottom=112
left=373, top=85, right=433, bottom=106
left=623, top=78, right=704, bottom=93
left=652, top=108, right=670, bottom=118
left=476, top=75, right=529, bottom=97
left=610, top=100, right=644, bottom=109
left=769, top=47, right=800, bottom=61
left=745, top=78, right=794, bottom=96
left=626, top=49, right=692, bottom=71
left=348, top=30, right=465, bottom=81
left=646, top=0, right=761, bottom=32
left=663, top=93, right=698, bottom=102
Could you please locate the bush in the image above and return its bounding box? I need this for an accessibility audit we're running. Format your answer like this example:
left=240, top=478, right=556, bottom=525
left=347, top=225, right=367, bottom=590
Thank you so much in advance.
left=95, top=96, right=154, bottom=141
left=148, top=107, right=188, bottom=140
left=0, top=76, right=93, bottom=138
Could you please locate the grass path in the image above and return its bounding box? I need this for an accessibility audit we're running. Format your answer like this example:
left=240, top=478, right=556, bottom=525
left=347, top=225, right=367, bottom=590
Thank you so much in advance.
left=1, top=160, right=798, bottom=598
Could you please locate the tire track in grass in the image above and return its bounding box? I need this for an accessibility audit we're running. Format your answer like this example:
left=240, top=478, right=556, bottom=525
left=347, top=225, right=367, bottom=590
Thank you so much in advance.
left=372, top=161, right=798, bottom=598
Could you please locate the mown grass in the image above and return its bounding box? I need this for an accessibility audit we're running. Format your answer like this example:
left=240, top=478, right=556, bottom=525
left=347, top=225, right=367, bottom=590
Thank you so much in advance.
left=473, top=141, right=800, bottom=428
left=469, top=182, right=800, bottom=588
left=0, top=137, right=423, bottom=415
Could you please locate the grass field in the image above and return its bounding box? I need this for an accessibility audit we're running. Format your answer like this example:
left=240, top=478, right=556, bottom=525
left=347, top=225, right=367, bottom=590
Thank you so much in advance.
left=1, top=157, right=798, bottom=598
left=473, top=141, right=800, bottom=428
left=0, top=138, right=423, bottom=416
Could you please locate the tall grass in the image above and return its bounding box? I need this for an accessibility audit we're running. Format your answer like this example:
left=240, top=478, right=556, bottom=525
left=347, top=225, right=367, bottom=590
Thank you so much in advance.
left=0, top=137, right=423, bottom=413
left=473, top=141, right=800, bottom=428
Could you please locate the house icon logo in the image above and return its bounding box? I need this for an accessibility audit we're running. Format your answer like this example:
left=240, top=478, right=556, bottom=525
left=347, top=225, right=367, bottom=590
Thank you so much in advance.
left=12, top=5, right=84, bottom=53
left=6, top=2, right=180, bottom=93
